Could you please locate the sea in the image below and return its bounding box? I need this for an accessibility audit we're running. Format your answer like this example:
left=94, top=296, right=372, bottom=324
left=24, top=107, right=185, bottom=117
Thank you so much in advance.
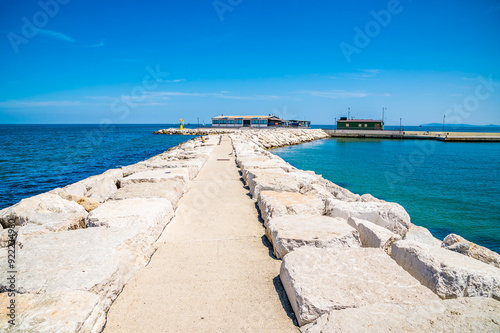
left=0, top=124, right=196, bottom=209
left=1, top=124, right=499, bottom=253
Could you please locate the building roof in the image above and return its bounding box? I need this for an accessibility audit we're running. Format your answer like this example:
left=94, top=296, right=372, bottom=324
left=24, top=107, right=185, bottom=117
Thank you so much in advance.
left=337, top=119, right=382, bottom=123
left=212, top=115, right=281, bottom=120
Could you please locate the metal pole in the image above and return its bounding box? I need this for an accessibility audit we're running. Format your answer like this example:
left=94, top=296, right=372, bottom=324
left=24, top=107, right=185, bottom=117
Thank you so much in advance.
left=197, top=117, right=199, bottom=130
left=382, top=107, right=386, bottom=127
left=348, top=107, right=350, bottom=119
left=443, top=115, right=445, bottom=132
left=400, top=118, right=402, bottom=132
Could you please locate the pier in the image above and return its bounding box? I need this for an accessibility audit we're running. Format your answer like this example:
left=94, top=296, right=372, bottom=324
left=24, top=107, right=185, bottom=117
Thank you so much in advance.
left=1, top=129, right=499, bottom=332
left=103, top=136, right=297, bottom=332
left=324, top=129, right=500, bottom=142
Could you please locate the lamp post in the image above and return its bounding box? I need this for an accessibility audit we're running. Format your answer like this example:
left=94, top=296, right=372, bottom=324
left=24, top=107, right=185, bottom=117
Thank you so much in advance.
left=197, top=117, right=199, bottom=130
left=443, top=114, right=446, bottom=132
left=400, top=118, right=402, bottom=133
left=382, top=107, right=386, bottom=128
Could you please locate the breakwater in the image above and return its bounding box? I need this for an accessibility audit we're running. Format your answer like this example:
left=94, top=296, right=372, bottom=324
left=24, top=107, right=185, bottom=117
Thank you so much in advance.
left=230, top=130, right=500, bottom=330
left=0, top=129, right=499, bottom=332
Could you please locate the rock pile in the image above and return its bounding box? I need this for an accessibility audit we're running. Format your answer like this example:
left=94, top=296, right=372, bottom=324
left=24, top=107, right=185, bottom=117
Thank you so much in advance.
left=229, top=130, right=500, bottom=331
left=0, top=136, right=217, bottom=332
left=154, top=128, right=236, bottom=135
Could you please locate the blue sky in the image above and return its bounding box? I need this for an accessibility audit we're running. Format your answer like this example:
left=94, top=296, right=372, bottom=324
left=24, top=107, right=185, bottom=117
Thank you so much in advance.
left=1, top=0, right=499, bottom=125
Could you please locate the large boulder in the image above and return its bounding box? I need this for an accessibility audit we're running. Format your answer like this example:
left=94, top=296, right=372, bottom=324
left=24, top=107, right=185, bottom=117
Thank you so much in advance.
left=86, top=198, right=173, bottom=229
left=143, top=159, right=205, bottom=180
left=326, top=199, right=411, bottom=237
left=268, top=215, right=360, bottom=259
left=391, top=240, right=500, bottom=299
left=0, top=198, right=173, bottom=311
left=121, top=162, right=150, bottom=177
left=247, top=170, right=306, bottom=198
left=257, top=191, right=325, bottom=225
left=51, top=188, right=100, bottom=212
left=301, top=297, right=500, bottom=333
left=347, top=217, right=401, bottom=254
left=121, top=169, right=189, bottom=188
left=112, top=181, right=186, bottom=208
left=0, top=193, right=87, bottom=232
left=0, top=291, right=106, bottom=333
left=280, top=247, right=439, bottom=326
left=64, top=169, right=123, bottom=203
left=403, top=225, right=441, bottom=247
left=318, top=180, right=360, bottom=202
left=442, top=233, right=500, bottom=269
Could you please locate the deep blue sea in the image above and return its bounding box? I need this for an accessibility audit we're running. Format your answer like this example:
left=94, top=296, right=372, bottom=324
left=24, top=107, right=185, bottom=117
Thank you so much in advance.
left=0, top=124, right=196, bottom=210
left=272, top=133, right=500, bottom=253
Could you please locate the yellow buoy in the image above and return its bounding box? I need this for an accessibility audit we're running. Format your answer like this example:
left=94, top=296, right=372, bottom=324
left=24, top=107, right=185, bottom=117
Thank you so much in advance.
left=180, top=118, right=184, bottom=130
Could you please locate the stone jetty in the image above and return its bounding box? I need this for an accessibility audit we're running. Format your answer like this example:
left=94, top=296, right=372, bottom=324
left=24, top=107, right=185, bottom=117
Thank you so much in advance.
left=0, top=128, right=499, bottom=332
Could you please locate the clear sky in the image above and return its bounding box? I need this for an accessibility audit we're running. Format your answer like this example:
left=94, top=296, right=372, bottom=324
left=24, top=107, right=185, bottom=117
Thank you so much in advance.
left=1, top=0, right=499, bottom=125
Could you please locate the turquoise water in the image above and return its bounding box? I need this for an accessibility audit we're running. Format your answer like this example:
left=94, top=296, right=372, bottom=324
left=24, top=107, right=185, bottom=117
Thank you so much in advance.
left=0, top=124, right=195, bottom=210
left=272, top=138, right=500, bottom=253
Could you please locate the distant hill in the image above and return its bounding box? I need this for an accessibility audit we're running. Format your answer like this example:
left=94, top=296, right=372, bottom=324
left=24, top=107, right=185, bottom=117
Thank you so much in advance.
left=420, top=123, right=500, bottom=127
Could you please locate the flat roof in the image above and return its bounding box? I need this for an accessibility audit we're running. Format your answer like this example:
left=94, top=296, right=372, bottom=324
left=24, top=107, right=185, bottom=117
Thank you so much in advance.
left=212, top=115, right=281, bottom=120
left=338, top=119, right=382, bottom=123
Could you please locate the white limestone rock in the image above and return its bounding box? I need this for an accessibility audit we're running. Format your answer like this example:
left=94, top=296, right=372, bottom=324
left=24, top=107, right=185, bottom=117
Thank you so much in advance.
left=238, top=159, right=294, bottom=180
left=85, top=169, right=123, bottom=203
left=347, top=217, right=401, bottom=254
left=121, top=168, right=189, bottom=188
left=247, top=170, right=303, bottom=198
left=121, top=162, right=150, bottom=177
left=86, top=198, right=173, bottom=229
left=391, top=240, right=500, bottom=299
left=63, top=169, right=122, bottom=203
left=326, top=199, right=411, bottom=237
left=50, top=188, right=100, bottom=212
left=111, top=181, right=185, bottom=208
left=301, top=297, right=500, bottom=333
left=281, top=247, right=439, bottom=326
left=0, top=291, right=106, bottom=333
left=404, top=225, right=442, bottom=247
left=268, top=215, right=360, bottom=259
left=358, top=193, right=385, bottom=203
left=144, top=159, right=205, bottom=180
left=442, top=233, right=500, bottom=269
left=299, top=183, right=336, bottom=201
left=318, top=180, right=360, bottom=202
left=0, top=193, right=87, bottom=232
left=258, top=190, right=325, bottom=225
left=63, top=179, right=88, bottom=198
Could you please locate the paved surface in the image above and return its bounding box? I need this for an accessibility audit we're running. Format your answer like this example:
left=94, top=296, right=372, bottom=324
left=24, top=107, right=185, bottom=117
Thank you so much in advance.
left=104, top=135, right=298, bottom=332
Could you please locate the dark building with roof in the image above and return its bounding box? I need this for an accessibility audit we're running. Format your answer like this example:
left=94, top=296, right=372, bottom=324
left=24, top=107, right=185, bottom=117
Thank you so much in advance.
left=336, top=117, right=384, bottom=130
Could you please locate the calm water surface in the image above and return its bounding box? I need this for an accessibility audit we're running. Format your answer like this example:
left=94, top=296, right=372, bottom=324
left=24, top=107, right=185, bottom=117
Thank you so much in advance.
left=0, top=124, right=195, bottom=209
left=272, top=138, right=500, bottom=253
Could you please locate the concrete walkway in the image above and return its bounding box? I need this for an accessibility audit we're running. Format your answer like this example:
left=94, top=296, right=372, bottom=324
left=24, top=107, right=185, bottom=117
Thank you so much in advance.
left=104, top=136, right=298, bottom=332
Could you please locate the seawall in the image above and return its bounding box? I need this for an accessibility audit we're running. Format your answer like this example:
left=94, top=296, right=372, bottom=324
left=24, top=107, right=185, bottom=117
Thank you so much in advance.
left=325, top=129, right=500, bottom=142
left=0, top=129, right=499, bottom=332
